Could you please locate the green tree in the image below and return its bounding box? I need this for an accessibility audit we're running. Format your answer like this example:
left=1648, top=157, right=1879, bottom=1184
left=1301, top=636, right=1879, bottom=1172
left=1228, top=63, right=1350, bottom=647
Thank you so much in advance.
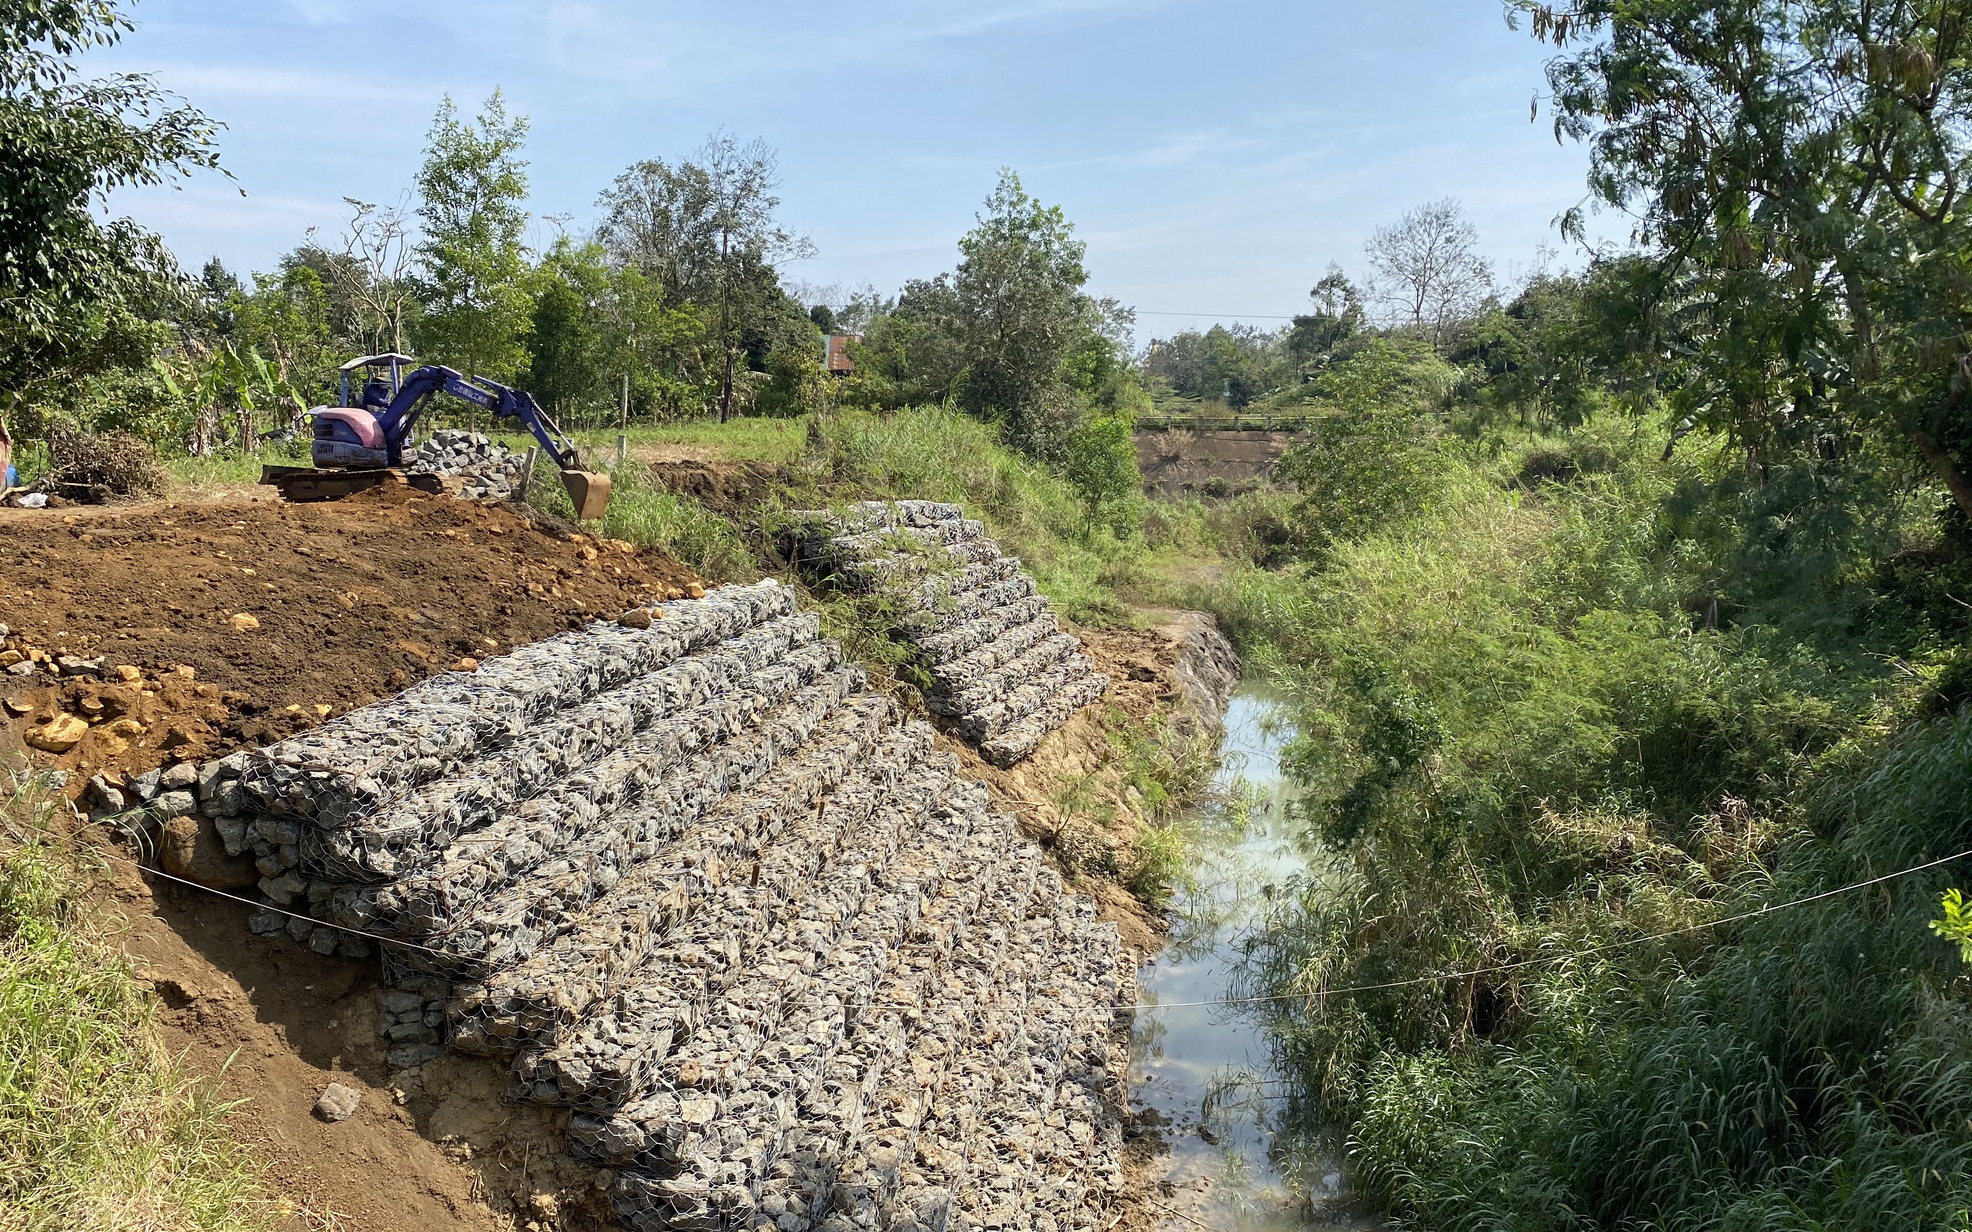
left=1274, top=338, right=1457, bottom=553
left=869, top=170, right=1136, bottom=458
left=0, top=0, right=223, bottom=442
left=1287, top=265, right=1366, bottom=371
left=230, top=261, right=336, bottom=416
left=596, top=133, right=812, bottom=421
left=412, top=90, right=532, bottom=396
left=1142, top=324, right=1287, bottom=406
left=524, top=237, right=712, bottom=425
left=524, top=244, right=608, bottom=423
left=1514, top=0, right=1972, bottom=522
left=951, top=170, right=1112, bottom=453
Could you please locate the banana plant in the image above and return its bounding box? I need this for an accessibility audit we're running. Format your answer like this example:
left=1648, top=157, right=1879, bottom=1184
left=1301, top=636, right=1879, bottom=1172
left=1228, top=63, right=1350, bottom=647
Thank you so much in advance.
left=157, top=341, right=302, bottom=456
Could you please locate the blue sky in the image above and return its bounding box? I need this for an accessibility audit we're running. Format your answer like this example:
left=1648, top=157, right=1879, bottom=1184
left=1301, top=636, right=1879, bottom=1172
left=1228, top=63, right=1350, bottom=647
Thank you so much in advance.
left=101, top=0, right=1607, bottom=341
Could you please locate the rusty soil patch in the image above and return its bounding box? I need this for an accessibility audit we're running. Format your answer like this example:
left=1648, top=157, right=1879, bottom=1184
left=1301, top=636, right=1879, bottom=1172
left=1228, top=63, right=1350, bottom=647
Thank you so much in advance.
left=0, top=489, right=700, bottom=786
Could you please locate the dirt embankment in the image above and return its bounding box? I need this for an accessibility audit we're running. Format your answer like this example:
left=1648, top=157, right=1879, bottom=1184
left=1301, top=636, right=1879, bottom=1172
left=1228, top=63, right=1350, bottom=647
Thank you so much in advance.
left=0, top=489, right=699, bottom=787
left=1134, top=428, right=1295, bottom=497
left=1, top=489, right=707, bottom=1232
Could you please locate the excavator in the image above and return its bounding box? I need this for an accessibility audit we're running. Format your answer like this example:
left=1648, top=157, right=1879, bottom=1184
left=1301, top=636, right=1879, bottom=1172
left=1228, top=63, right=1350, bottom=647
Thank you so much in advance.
left=259, top=354, right=612, bottom=519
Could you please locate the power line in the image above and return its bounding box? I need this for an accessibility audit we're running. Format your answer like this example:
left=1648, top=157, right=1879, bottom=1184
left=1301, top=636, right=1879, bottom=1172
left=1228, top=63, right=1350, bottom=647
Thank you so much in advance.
left=1135, top=310, right=1303, bottom=320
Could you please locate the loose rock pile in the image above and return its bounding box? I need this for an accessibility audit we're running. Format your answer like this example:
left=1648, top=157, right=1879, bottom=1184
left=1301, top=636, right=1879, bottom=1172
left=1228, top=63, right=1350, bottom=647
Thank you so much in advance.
left=408, top=429, right=528, bottom=500
left=793, top=502, right=1109, bottom=767
left=192, top=578, right=1127, bottom=1231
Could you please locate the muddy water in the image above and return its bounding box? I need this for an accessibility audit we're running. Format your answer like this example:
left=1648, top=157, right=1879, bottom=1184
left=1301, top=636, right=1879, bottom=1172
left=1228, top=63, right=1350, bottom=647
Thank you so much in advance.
left=1129, top=686, right=1376, bottom=1230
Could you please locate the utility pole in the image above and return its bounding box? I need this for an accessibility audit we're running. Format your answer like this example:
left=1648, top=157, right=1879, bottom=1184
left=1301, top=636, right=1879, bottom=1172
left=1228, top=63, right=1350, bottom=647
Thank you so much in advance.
left=718, top=227, right=735, bottom=424
left=621, top=371, right=630, bottom=430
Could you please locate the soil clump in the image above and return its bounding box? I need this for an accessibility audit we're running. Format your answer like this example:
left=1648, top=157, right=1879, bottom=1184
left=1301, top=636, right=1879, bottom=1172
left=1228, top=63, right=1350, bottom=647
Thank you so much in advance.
left=0, top=488, right=700, bottom=792
left=640, top=457, right=789, bottom=517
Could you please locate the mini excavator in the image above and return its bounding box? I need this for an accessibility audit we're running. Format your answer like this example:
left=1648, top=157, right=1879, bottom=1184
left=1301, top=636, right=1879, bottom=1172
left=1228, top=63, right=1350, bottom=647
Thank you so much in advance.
left=259, top=353, right=612, bottom=519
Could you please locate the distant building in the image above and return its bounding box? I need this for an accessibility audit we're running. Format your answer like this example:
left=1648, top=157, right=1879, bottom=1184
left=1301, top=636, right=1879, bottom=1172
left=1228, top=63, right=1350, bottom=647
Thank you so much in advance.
left=825, top=333, right=860, bottom=375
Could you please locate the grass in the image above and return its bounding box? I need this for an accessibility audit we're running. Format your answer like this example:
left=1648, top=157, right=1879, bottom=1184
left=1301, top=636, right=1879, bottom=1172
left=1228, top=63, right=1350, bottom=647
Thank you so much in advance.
left=0, top=771, right=271, bottom=1232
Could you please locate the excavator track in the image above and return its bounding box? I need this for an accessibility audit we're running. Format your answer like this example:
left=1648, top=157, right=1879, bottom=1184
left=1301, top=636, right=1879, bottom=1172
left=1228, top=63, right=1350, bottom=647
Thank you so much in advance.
left=260, top=465, right=443, bottom=503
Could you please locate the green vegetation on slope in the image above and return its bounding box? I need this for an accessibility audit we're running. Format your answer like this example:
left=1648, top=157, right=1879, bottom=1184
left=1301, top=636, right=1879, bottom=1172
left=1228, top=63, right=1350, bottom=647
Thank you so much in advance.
left=0, top=774, right=270, bottom=1232
left=1205, top=342, right=1972, bottom=1225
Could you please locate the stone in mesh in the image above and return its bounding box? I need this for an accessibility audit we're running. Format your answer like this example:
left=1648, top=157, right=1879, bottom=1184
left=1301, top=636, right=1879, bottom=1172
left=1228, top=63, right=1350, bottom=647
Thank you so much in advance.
left=304, top=614, right=827, bottom=883
left=523, top=749, right=968, bottom=1114
left=372, top=668, right=869, bottom=983
left=446, top=705, right=918, bottom=1055
left=790, top=503, right=1107, bottom=769
left=235, top=579, right=795, bottom=826
left=338, top=653, right=851, bottom=936
left=195, top=558, right=1129, bottom=1230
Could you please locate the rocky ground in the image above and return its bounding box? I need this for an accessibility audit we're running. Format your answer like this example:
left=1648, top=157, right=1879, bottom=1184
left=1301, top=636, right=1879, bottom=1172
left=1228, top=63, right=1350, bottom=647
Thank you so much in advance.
left=409, top=429, right=531, bottom=501
left=0, top=481, right=1234, bottom=1232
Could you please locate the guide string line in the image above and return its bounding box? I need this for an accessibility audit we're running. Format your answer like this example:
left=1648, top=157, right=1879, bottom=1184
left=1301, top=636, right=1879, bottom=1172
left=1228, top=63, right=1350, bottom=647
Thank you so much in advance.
left=86, top=841, right=462, bottom=961
left=1122, top=846, right=1972, bottom=1013
left=75, top=833, right=1972, bottom=1020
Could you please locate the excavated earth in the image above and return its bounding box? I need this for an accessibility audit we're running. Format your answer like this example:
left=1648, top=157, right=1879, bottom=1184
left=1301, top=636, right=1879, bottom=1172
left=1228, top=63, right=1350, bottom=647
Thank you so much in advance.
left=0, top=487, right=699, bottom=779
left=0, top=487, right=1207, bottom=1232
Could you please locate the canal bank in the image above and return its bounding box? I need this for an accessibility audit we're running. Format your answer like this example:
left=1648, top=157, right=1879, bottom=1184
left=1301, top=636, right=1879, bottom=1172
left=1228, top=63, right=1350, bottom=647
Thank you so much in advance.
left=1130, top=684, right=1377, bottom=1231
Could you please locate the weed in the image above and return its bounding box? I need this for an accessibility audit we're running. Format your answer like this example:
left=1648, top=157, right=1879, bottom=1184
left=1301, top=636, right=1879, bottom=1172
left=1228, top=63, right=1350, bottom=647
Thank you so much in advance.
left=0, top=772, right=271, bottom=1232
left=1126, top=819, right=1194, bottom=906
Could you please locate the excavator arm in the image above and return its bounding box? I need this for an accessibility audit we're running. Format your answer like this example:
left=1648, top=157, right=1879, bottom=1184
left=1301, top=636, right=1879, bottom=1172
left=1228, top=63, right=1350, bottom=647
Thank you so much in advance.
left=377, top=367, right=612, bottom=518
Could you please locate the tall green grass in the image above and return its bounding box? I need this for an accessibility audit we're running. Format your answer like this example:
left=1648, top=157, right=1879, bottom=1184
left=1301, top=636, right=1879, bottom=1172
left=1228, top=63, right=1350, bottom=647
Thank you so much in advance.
left=783, top=407, right=1205, bottom=624
left=1211, top=411, right=1972, bottom=1227
left=0, top=773, right=271, bottom=1232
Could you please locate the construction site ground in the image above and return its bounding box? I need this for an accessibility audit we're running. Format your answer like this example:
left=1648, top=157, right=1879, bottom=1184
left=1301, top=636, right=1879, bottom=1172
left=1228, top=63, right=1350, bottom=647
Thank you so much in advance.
left=0, top=482, right=1209, bottom=1231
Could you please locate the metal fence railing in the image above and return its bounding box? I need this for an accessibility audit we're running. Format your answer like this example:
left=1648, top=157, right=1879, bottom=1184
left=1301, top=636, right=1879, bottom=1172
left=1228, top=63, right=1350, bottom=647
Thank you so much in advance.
left=1134, top=411, right=1321, bottom=433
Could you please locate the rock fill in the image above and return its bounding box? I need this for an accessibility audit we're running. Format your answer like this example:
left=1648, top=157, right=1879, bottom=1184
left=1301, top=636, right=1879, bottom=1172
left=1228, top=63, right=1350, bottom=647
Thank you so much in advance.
left=792, top=501, right=1109, bottom=767
left=408, top=429, right=527, bottom=500
left=190, top=577, right=1128, bottom=1231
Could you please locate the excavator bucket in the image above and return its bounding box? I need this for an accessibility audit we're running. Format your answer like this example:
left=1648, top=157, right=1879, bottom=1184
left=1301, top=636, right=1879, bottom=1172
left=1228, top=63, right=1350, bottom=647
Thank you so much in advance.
left=561, top=468, right=612, bottom=520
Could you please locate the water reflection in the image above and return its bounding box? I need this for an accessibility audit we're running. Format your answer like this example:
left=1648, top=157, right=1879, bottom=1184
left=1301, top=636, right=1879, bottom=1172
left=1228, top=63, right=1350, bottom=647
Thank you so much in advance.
left=1128, top=687, right=1375, bottom=1231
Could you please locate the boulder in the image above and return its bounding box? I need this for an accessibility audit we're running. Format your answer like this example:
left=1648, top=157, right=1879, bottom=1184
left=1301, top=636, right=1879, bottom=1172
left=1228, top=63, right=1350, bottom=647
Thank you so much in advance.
left=23, top=713, right=87, bottom=753
left=160, top=814, right=260, bottom=889
left=314, top=1081, right=362, bottom=1122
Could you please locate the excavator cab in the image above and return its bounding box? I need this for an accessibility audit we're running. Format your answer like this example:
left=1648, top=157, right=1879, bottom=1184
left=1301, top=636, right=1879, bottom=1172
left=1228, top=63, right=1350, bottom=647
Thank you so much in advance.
left=341, top=353, right=413, bottom=411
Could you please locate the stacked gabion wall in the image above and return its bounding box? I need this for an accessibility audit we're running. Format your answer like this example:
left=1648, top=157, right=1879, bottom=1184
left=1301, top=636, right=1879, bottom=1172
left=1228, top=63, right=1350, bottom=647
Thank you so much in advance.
left=408, top=428, right=528, bottom=499
left=190, top=577, right=1127, bottom=1231
left=792, top=502, right=1109, bottom=768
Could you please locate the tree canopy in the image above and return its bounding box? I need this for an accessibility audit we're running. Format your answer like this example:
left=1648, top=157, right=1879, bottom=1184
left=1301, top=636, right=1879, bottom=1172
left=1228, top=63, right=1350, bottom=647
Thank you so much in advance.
left=1515, top=0, right=1972, bottom=519
left=0, top=0, right=221, bottom=432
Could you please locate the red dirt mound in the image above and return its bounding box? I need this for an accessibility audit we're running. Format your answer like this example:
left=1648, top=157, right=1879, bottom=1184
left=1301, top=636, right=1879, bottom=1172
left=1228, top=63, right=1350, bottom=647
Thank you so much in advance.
left=0, top=489, right=702, bottom=792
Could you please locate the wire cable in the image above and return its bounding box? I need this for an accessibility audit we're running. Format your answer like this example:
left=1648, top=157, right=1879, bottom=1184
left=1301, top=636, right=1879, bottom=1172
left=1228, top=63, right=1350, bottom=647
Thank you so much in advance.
left=1128, top=846, right=1972, bottom=1012
left=1135, top=309, right=1302, bottom=320
left=84, top=837, right=461, bottom=961
left=68, top=815, right=1972, bottom=1016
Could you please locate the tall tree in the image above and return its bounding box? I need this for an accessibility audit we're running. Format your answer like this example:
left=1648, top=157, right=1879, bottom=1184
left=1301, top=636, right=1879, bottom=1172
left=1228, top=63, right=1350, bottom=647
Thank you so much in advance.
left=596, top=133, right=812, bottom=421
left=1364, top=198, right=1493, bottom=350
left=412, top=89, right=532, bottom=394
left=907, top=169, right=1134, bottom=455
left=1514, top=0, right=1972, bottom=520
left=0, top=0, right=223, bottom=440
left=1289, top=264, right=1366, bottom=367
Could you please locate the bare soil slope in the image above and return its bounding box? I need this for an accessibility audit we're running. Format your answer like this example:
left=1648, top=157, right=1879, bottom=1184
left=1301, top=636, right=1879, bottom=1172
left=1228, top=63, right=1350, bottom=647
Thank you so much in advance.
left=0, top=489, right=698, bottom=784
left=1, top=489, right=705, bottom=1232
